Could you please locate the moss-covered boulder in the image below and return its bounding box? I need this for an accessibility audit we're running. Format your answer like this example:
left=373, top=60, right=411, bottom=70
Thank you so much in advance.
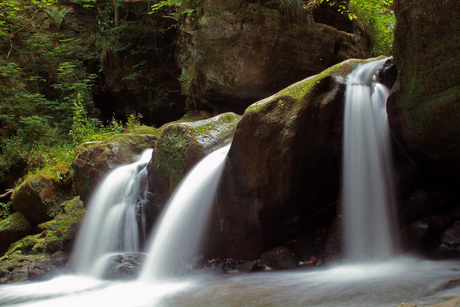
left=0, top=197, right=85, bottom=283
left=0, top=213, right=31, bottom=256
left=5, top=197, right=85, bottom=256
left=388, top=0, right=460, bottom=178
left=72, top=129, right=159, bottom=202
left=177, top=0, right=370, bottom=110
left=206, top=57, right=386, bottom=259
left=12, top=163, right=73, bottom=225
left=147, top=112, right=241, bottom=203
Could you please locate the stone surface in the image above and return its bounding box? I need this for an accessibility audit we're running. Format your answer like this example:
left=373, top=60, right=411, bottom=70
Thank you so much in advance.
left=388, top=0, right=460, bottom=179
left=434, top=224, right=460, bottom=259
left=147, top=112, right=241, bottom=203
left=205, top=57, right=386, bottom=260
left=101, top=253, right=146, bottom=280
left=260, top=246, right=297, bottom=270
left=5, top=197, right=85, bottom=257
left=177, top=0, right=371, bottom=110
left=12, top=164, right=73, bottom=225
left=0, top=212, right=31, bottom=256
left=401, top=215, right=453, bottom=256
left=72, top=130, right=158, bottom=202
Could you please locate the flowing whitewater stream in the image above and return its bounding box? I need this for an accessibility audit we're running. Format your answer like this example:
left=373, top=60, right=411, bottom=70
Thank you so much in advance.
left=1, top=61, right=460, bottom=307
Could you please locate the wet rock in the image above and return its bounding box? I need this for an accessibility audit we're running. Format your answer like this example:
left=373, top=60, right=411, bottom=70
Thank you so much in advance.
left=102, top=253, right=146, bottom=280
left=399, top=295, right=460, bottom=307
left=388, top=0, right=460, bottom=179
left=434, top=224, right=460, bottom=259
left=0, top=212, right=31, bottom=256
left=177, top=0, right=371, bottom=109
left=238, top=261, right=262, bottom=273
left=401, top=215, right=453, bottom=255
left=260, top=246, right=297, bottom=270
left=72, top=130, right=158, bottom=202
left=147, top=112, right=240, bottom=202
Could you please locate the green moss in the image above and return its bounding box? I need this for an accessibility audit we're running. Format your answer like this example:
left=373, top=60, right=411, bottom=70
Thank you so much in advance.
left=393, top=0, right=460, bottom=139
left=155, top=126, right=193, bottom=189
left=154, top=112, right=240, bottom=190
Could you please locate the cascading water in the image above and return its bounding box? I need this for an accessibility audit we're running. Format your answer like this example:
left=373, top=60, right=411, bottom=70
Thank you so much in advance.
left=342, top=58, right=398, bottom=261
left=4, top=61, right=460, bottom=307
left=71, top=149, right=153, bottom=276
left=140, top=144, right=231, bottom=281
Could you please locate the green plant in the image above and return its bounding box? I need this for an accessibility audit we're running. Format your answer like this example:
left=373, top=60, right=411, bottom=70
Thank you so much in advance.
left=125, top=113, right=143, bottom=132
left=307, top=0, right=394, bottom=55
left=0, top=201, right=13, bottom=219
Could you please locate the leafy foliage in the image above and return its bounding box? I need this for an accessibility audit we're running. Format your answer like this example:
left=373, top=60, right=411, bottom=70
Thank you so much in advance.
left=0, top=201, right=13, bottom=219
left=308, top=0, right=395, bottom=55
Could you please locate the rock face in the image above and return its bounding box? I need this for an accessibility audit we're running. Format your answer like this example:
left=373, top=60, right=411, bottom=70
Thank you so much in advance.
left=147, top=112, right=241, bottom=203
left=205, top=57, right=385, bottom=259
left=0, top=213, right=31, bottom=256
left=177, top=0, right=371, bottom=110
left=388, top=0, right=460, bottom=178
left=72, top=130, right=158, bottom=202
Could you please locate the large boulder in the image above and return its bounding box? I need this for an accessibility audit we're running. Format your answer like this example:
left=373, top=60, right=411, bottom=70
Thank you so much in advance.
left=205, top=57, right=387, bottom=259
left=72, top=129, right=159, bottom=202
left=0, top=213, right=31, bottom=256
left=177, top=0, right=371, bottom=110
left=388, top=0, right=460, bottom=179
left=12, top=164, right=73, bottom=225
left=147, top=112, right=241, bottom=203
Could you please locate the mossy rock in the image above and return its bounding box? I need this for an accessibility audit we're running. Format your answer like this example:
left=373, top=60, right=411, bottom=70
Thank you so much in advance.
left=206, top=57, right=386, bottom=259
left=0, top=212, right=31, bottom=256
left=388, top=0, right=460, bottom=178
left=0, top=197, right=84, bottom=283
left=0, top=251, right=68, bottom=284
left=4, top=197, right=84, bottom=257
left=147, top=112, right=241, bottom=200
left=71, top=131, right=158, bottom=202
left=12, top=163, right=73, bottom=225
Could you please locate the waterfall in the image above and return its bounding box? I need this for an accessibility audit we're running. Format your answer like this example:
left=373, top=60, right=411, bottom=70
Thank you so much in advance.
left=71, top=149, right=153, bottom=276
left=140, top=144, right=230, bottom=281
left=342, top=59, right=398, bottom=261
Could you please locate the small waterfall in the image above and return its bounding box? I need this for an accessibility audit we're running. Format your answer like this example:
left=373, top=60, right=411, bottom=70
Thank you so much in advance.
left=342, top=59, right=398, bottom=261
left=140, top=144, right=230, bottom=281
left=71, top=149, right=153, bottom=276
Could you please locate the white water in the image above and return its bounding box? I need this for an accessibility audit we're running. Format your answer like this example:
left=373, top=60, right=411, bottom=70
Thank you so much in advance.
left=140, top=144, right=231, bottom=281
left=342, top=59, right=398, bottom=261
left=71, top=149, right=153, bottom=277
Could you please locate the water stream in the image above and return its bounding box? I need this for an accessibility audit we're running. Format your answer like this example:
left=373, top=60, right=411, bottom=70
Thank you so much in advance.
left=342, top=58, right=398, bottom=261
left=71, top=149, right=153, bottom=277
left=1, top=61, right=459, bottom=307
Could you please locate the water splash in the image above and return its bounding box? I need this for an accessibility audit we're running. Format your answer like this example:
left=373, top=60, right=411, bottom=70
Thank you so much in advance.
left=140, top=144, right=230, bottom=281
left=71, top=149, right=153, bottom=276
left=342, top=59, right=398, bottom=261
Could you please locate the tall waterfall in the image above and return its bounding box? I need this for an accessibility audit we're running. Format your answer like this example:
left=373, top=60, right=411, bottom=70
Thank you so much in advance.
left=342, top=59, right=398, bottom=261
left=71, top=149, right=153, bottom=276
left=140, top=144, right=230, bottom=281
